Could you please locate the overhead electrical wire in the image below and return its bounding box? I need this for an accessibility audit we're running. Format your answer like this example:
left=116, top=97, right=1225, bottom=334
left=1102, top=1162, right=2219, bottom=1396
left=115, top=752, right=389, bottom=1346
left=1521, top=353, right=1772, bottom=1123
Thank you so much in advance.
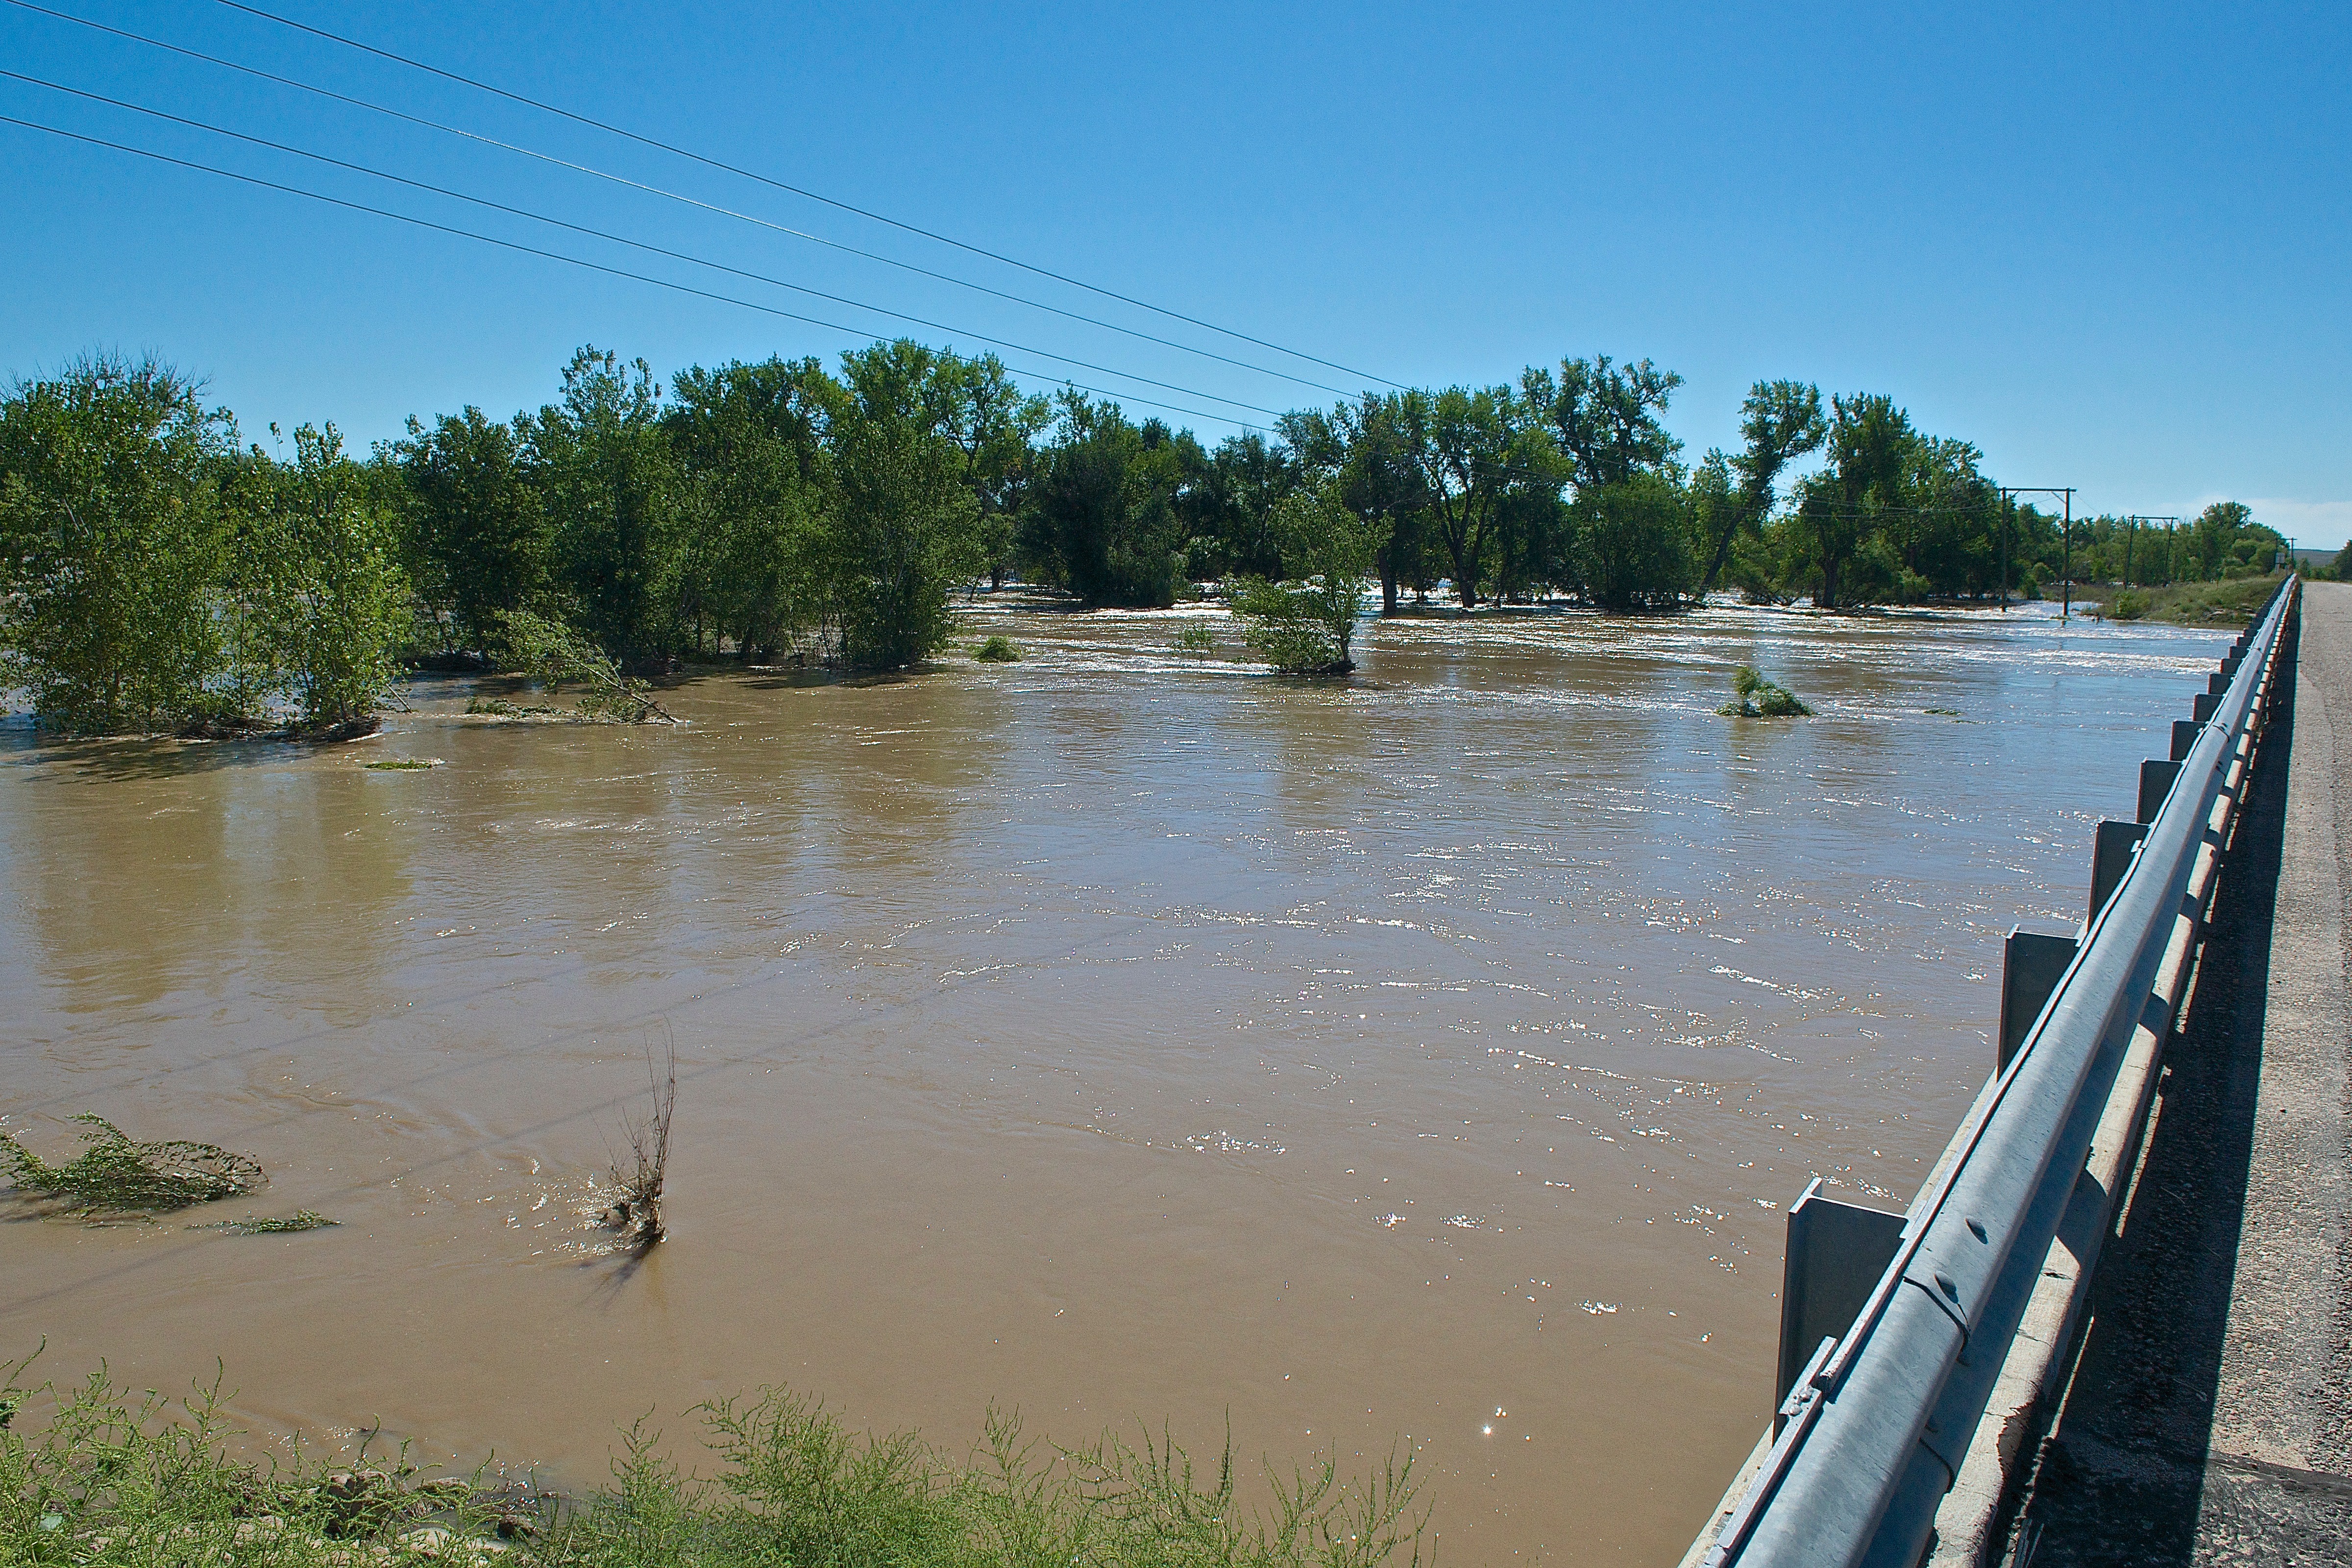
left=0, top=0, right=1363, bottom=401
left=201, top=0, right=1408, bottom=392
left=0, top=112, right=1273, bottom=434
left=0, top=103, right=2014, bottom=514
left=1, top=71, right=1292, bottom=420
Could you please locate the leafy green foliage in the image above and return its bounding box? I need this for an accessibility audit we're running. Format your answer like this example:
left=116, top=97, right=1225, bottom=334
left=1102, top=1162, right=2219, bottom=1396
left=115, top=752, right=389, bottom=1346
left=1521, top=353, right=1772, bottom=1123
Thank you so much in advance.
left=523, top=349, right=688, bottom=663
left=248, top=424, right=409, bottom=727
left=972, top=636, right=1021, bottom=662
left=2085, top=573, right=2287, bottom=626
left=0, top=355, right=239, bottom=731
left=1025, top=395, right=1191, bottom=608
left=1230, top=490, right=1375, bottom=674
left=498, top=611, right=673, bottom=723
left=1719, top=666, right=1812, bottom=718
left=1, top=1115, right=263, bottom=1214
left=1571, top=473, right=1697, bottom=610
left=389, top=405, right=549, bottom=657
left=1171, top=624, right=1216, bottom=656
left=825, top=344, right=987, bottom=668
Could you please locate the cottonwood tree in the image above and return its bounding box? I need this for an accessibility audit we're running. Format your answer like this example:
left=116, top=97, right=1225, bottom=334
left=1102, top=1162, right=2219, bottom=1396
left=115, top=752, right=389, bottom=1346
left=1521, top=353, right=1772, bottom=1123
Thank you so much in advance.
left=1697, top=380, right=1826, bottom=594
left=391, top=406, right=549, bottom=656
left=523, top=347, right=687, bottom=662
left=665, top=355, right=836, bottom=660
left=1025, top=393, right=1191, bottom=607
left=1389, top=383, right=1546, bottom=607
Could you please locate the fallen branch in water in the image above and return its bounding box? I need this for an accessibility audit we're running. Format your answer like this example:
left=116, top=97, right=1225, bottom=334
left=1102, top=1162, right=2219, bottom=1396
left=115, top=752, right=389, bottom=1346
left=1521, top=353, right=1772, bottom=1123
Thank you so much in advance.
left=499, top=611, right=677, bottom=724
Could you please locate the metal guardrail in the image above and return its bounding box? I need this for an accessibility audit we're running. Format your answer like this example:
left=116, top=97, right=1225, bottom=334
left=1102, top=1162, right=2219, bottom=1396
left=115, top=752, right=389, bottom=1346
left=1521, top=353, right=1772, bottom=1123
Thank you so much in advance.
left=1692, top=578, right=2299, bottom=1568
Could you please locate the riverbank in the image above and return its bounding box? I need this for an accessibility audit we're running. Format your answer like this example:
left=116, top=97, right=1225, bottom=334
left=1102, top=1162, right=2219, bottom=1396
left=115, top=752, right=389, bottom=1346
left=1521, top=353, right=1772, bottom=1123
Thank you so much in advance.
left=2078, top=572, right=2290, bottom=626
left=2, top=1363, right=1422, bottom=1568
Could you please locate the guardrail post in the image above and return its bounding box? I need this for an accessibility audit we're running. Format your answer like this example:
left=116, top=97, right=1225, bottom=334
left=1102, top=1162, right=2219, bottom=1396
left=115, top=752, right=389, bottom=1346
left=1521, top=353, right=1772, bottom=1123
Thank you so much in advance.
left=2194, top=692, right=2221, bottom=723
left=2000, top=929, right=2079, bottom=1071
left=2171, top=720, right=2201, bottom=761
left=2137, top=759, right=2182, bottom=823
left=1777, top=1179, right=1904, bottom=1418
left=2090, top=820, right=2150, bottom=924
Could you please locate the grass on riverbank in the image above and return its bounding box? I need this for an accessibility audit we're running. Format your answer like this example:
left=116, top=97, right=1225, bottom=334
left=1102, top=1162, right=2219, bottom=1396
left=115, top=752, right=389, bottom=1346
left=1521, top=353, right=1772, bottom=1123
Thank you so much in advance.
left=2082, top=573, right=2287, bottom=626
left=0, top=1366, right=1424, bottom=1568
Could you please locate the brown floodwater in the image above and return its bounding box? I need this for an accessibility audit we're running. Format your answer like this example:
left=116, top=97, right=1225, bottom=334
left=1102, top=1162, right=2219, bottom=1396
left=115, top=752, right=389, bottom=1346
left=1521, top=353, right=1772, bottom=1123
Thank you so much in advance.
left=0, top=597, right=2231, bottom=1562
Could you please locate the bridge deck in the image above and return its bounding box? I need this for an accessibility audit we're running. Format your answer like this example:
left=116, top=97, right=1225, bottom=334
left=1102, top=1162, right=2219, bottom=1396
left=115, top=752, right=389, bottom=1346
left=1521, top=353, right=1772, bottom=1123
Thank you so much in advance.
left=2015, top=581, right=2352, bottom=1562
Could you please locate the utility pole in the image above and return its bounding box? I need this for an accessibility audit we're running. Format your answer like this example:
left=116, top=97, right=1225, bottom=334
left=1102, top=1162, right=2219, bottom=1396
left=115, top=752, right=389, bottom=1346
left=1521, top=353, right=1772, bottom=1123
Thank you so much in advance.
left=2000, top=487, right=2075, bottom=616
left=2061, top=490, right=2074, bottom=620
left=1999, top=496, right=2011, bottom=612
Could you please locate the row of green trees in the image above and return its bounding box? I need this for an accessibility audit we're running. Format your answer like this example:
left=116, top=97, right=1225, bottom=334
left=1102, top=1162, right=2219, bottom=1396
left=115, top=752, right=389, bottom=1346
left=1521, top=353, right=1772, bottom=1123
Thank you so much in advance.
left=1, top=343, right=2291, bottom=730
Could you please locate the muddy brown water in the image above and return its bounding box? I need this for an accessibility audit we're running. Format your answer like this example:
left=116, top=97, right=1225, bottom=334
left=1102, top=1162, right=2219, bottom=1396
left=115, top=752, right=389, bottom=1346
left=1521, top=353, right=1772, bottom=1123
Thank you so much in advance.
left=0, top=599, right=2231, bottom=1562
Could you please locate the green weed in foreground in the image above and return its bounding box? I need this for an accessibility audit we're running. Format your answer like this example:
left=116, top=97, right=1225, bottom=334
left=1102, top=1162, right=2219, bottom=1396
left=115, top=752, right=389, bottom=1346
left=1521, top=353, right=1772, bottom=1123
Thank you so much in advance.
left=1718, top=666, right=1811, bottom=718
left=363, top=760, right=437, bottom=771
left=0, top=1117, right=262, bottom=1215
left=0, top=1365, right=1425, bottom=1568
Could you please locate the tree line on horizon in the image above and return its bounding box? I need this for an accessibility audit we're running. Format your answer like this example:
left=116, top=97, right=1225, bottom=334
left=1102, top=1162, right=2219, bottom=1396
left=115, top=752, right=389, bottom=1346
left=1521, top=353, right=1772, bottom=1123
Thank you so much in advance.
left=0, top=343, right=2292, bottom=734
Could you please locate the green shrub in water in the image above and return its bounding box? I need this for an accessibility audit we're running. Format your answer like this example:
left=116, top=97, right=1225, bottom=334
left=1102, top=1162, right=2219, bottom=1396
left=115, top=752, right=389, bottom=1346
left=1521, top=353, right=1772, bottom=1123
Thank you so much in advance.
left=1719, top=665, right=1812, bottom=717
left=973, top=636, right=1021, bottom=662
left=1172, top=625, right=1215, bottom=656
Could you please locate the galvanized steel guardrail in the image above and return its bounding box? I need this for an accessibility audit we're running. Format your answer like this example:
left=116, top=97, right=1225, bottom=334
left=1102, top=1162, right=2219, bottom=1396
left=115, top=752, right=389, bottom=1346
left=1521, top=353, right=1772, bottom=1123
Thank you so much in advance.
left=1690, top=578, right=2299, bottom=1568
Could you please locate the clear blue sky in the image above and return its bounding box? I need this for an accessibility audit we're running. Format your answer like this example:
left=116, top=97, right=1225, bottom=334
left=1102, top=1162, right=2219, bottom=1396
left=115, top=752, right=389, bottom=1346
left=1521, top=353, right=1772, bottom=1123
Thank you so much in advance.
left=3, top=1, right=2346, bottom=544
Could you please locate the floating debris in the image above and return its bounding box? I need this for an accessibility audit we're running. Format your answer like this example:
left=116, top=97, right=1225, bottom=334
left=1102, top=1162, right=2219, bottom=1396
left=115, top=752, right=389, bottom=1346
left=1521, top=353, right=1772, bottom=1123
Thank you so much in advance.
left=195, top=1210, right=338, bottom=1234
left=1, top=1115, right=263, bottom=1214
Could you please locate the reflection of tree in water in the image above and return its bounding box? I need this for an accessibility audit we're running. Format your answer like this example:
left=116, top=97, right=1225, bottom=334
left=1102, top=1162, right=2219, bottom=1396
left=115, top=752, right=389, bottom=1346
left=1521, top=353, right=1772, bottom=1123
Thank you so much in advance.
left=809, top=673, right=1012, bottom=883
left=235, top=752, right=416, bottom=1030
left=11, top=729, right=414, bottom=1025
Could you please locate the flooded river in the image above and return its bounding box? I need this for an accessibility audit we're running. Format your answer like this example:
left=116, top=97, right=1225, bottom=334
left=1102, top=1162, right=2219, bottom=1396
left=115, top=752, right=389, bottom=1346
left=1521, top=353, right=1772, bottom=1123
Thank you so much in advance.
left=0, top=599, right=2231, bottom=1562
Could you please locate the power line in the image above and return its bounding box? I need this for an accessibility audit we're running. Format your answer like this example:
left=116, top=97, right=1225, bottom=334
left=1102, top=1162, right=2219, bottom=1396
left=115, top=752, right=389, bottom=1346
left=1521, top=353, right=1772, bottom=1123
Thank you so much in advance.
left=0, top=0, right=1361, bottom=401
left=0, top=113, right=1272, bottom=435
left=1, top=72, right=1293, bottom=420
left=203, top=0, right=1408, bottom=392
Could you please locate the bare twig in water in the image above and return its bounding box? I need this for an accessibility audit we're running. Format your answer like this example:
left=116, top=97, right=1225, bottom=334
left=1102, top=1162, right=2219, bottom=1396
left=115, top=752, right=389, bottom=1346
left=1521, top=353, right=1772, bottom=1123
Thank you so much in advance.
left=606, top=1039, right=676, bottom=1249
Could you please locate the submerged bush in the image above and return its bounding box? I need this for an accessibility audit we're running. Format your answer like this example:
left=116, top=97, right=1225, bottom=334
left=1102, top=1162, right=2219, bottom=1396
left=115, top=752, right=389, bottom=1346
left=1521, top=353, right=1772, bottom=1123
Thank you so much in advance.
left=0, top=1115, right=263, bottom=1214
left=0, top=1365, right=1427, bottom=1568
left=972, top=635, right=1021, bottom=662
left=1719, top=665, right=1811, bottom=717
left=1171, top=625, right=1215, bottom=656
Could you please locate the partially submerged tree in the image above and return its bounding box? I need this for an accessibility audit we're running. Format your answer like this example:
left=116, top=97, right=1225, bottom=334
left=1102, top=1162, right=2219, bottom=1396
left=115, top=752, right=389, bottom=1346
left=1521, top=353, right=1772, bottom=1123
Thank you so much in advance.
left=0, top=354, right=238, bottom=731
left=250, top=424, right=409, bottom=730
left=1230, top=487, right=1375, bottom=673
